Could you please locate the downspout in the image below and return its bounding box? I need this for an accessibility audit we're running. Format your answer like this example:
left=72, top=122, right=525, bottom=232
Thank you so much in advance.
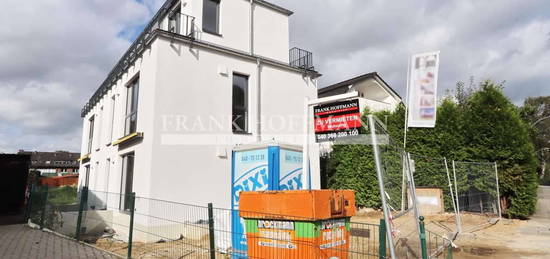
left=256, top=58, right=262, bottom=142
left=251, top=0, right=260, bottom=141
left=249, top=0, right=254, bottom=55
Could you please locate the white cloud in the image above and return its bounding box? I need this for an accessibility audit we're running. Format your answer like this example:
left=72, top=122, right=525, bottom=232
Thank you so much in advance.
left=0, top=0, right=159, bottom=152
left=1, top=0, right=550, bottom=153
left=272, top=0, right=550, bottom=102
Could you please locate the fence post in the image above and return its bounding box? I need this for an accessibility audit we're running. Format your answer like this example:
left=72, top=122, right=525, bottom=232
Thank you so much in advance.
left=378, top=218, right=386, bottom=259
left=25, top=184, right=35, bottom=222
left=494, top=162, right=502, bottom=220
left=452, top=160, right=462, bottom=233
left=419, top=216, right=428, bottom=259
left=446, top=243, right=453, bottom=259
left=75, top=186, right=88, bottom=241
left=39, top=186, right=49, bottom=230
left=127, top=192, right=136, bottom=259
left=208, top=203, right=216, bottom=259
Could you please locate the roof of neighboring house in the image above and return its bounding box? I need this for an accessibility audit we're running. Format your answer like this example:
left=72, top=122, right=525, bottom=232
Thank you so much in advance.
left=318, top=72, right=402, bottom=100
left=17, top=150, right=80, bottom=169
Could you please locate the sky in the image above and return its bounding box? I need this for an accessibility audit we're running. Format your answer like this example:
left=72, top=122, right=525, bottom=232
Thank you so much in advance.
left=0, top=0, right=549, bottom=153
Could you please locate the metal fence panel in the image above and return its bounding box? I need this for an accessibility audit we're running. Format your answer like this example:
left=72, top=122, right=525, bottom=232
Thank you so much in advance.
left=368, top=115, right=423, bottom=258
left=409, top=154, right=459, bottom=240
left=452, top=161, right=500, bottom=232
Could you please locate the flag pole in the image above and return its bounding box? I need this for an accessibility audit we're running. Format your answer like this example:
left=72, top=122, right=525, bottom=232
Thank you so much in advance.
left=400, top=55, right=412, bottom=212
left=403, top=56, right=411, bottom=149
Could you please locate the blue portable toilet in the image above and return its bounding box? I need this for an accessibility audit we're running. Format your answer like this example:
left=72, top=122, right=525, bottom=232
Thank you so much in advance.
left=230, top=142, right=310, bottom=258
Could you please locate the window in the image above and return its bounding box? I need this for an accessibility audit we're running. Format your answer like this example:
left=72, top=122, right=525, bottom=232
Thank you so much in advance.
left=84, top=165, right=90, bottom=187
left=109, top=95, right=116, bottom=142
left=203, top=0, right=220, bottom=34
left=169, top=6, right=181, bottom=34
left=120, top=153, right=135, bottom=211
left=232, top=73, right=248, bottom=133
left=87, top=116, right=95, bottom=154
left=125, top=76, right=139, bottom=136
left=97, top=106, right=103, bottom=149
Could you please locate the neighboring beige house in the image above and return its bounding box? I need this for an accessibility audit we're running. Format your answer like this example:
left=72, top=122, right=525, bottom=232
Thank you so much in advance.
left=318, top=72, right=402, bottom=113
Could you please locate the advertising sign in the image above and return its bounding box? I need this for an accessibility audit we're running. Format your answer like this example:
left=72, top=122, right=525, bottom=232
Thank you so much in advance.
left=244, top=218, right=350, bottom=259
left=256, top=219, right=297, bottom=249
left=314, top=99, right=361, bottom=142
left=407, top=51, right=440, bottom=128
left=319, top=218, right=348, bottom=250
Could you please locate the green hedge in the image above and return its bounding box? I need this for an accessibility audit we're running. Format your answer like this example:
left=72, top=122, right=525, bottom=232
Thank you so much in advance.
left=326, top=81, right=538, bottom=218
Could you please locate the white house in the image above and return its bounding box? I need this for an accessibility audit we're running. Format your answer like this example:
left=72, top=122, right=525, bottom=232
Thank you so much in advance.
left=77, top=0, right=321, bottom=242
left=318, top=72, right=402, bottom=113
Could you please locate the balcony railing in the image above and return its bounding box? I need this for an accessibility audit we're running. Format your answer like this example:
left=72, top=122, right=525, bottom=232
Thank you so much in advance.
left=168, top=12, right=195, bottom=38
left=289, top=47, right=314, bottom=70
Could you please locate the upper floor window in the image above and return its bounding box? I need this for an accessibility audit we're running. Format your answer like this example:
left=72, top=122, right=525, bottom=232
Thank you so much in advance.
left=232, top=73, right=248, bottom=133
left=203, top=0, right=220, bottom=34
left=109, top=95, right=116, bottom=142
left=87, top=116, right=94, bottom=154
left=125, top=76, right=140, bottom=136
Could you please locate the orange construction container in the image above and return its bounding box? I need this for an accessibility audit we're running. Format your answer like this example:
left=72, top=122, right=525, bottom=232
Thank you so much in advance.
left=239, top=190, right=356, bottom=259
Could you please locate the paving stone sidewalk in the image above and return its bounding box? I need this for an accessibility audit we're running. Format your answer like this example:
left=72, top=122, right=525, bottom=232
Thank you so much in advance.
left=0, top=224, right=118, bottom=259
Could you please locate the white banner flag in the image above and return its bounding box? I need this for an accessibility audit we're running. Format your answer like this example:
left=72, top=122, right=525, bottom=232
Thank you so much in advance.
left=407, top=51, right=440, bottom=128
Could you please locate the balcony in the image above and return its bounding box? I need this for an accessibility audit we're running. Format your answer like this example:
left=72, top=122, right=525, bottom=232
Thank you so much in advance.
left=289, top=47, right=314, bottom=70
left=168, top=12, right=196, bottom=38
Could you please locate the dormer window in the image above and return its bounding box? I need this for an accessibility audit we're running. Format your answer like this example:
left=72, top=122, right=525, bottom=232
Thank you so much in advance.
left=203, top=0, right=220, bottom=34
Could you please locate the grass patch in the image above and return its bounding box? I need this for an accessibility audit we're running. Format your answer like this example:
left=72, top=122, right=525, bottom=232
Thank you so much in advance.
left=43, top=185, right=78, bottom=205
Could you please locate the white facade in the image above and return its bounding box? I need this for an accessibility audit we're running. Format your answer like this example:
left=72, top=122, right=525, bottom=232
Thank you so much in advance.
left=77, top=0, right=320, bottom=239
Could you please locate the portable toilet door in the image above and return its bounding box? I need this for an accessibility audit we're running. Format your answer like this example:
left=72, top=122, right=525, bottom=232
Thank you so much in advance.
left=231, top=146, right=277, bottom=258
left=231, top=144, right=309, bottom=258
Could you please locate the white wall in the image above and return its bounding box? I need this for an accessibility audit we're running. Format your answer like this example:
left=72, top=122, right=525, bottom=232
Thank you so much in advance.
left=253, top=3, right=290, bottom=62
left=145, top=37, right=318, bottom=209
left=77, top=0, right=318, bottom=239
left=163, top=0, right=290, bottom=63
left=78, top=41, right=160, bottom=199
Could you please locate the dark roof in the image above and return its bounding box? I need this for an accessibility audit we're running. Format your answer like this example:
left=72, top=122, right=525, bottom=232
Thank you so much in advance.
left=17, top=151, right=80, bottom=169
left=318, top=72, right=402, bottom=100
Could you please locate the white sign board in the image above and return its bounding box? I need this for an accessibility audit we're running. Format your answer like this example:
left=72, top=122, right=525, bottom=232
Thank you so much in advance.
left=407, top=51, right=440, bottom=128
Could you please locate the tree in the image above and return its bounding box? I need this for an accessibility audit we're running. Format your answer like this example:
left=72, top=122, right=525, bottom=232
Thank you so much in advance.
left=461, top=81, right=538, bottom=218
left=520, top=96, right=550, bottom=184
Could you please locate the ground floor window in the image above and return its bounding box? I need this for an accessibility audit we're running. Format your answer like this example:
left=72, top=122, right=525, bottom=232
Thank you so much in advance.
left=84, top=165, right=90, bottom=187
left=120, top=153, right=135, bottom=211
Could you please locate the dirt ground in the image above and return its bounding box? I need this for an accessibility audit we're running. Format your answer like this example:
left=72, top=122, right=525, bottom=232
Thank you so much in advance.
left=352, top=209, right=550, bottom=259
left=91, top=213, right=550, bottom=258
left=94, top=236, right=230, bottom=259
left=91, top=186, right=550, bottom=258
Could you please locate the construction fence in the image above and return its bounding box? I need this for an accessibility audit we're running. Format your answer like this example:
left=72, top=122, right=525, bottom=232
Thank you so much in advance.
left=367, top=115, right=501, bottom=259
left=27, top=185, right=452, bottom=259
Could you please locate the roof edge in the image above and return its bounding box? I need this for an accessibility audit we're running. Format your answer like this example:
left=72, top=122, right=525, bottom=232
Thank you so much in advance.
left=318, top=72, right=402, bottom=100
left=318, top=72, right=378, bottom=94
left=254, top=0, right=294, bottom=16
